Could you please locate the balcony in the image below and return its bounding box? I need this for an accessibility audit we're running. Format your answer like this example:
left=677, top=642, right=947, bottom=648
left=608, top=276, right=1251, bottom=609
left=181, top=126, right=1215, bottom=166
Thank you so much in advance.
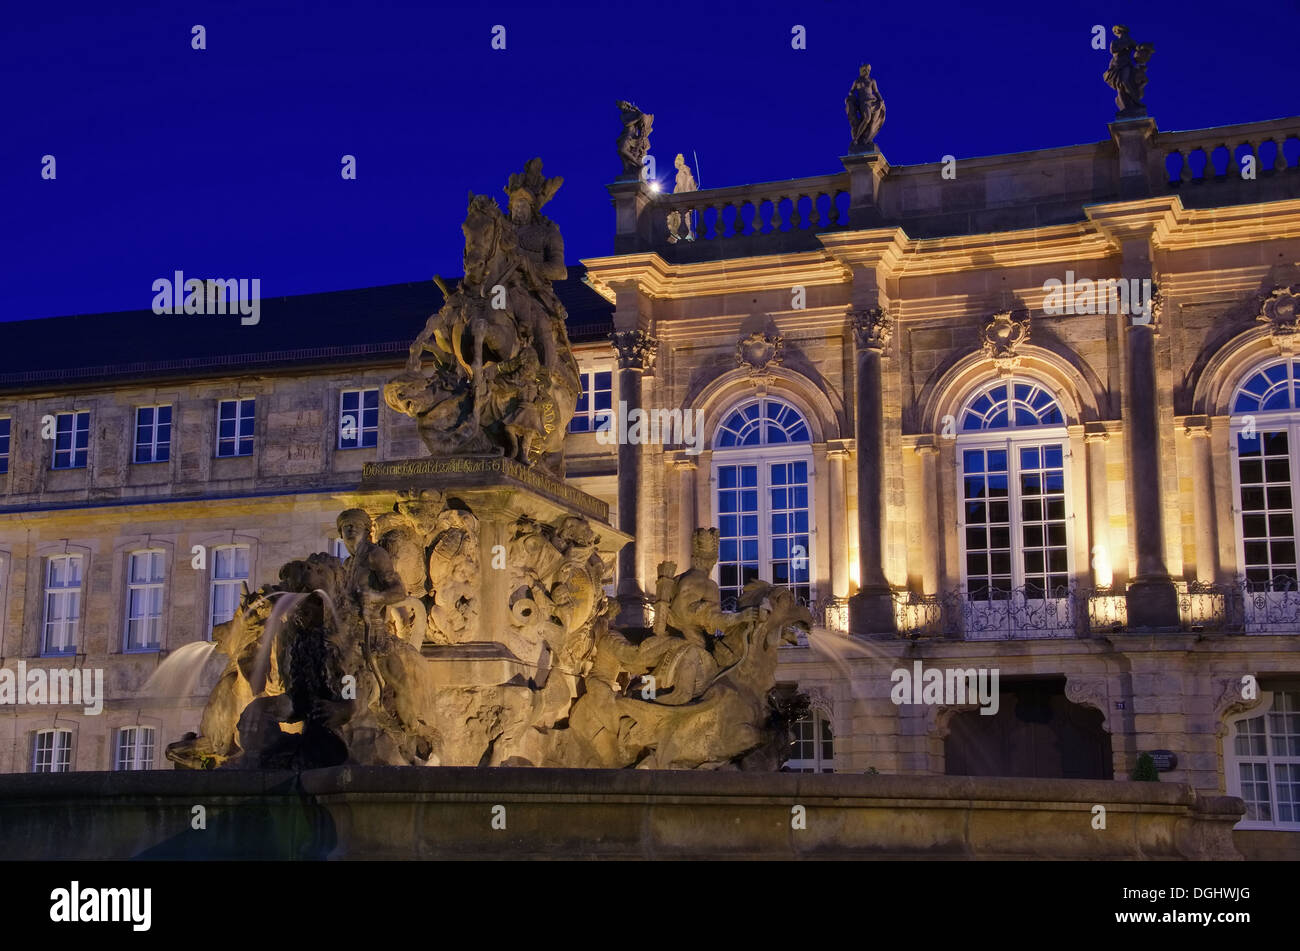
left=893, top=582, right=1300, bottom=639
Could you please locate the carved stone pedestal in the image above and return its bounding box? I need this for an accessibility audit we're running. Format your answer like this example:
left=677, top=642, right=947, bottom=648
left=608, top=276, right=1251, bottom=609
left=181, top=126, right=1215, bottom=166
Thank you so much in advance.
left=1125, top=578, right=1180, bottom=630
left=849, top=587, right=896, bottom=636
left=353, top=456, right=633, bottom=766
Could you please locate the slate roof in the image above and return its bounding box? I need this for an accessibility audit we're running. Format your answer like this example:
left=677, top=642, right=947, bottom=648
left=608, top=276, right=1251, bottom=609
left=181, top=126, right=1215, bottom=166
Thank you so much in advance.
left=0, top=268, right=615, bottom=393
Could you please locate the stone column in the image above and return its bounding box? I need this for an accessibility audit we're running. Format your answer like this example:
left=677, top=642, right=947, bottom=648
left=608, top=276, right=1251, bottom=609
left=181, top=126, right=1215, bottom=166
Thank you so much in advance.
left=826, top=440, right=852, bottom=600
left=1083, top=426, right=1113, bottom=588
left=848, top=308, right=895, bottom=634
left=914, top=437, right=940, bottom=596
left=673, top=457, right=697, bottom=569
left=1124, top=309, right=1178, bottom=626
left=610, top=329, right=658, bottom=628
left=1184, top=416, right=1219, bottom=584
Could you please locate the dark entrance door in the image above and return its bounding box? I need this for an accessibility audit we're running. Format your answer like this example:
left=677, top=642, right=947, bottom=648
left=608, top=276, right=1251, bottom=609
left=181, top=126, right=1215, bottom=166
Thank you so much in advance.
left=944, top=678, right=1112, bottom=779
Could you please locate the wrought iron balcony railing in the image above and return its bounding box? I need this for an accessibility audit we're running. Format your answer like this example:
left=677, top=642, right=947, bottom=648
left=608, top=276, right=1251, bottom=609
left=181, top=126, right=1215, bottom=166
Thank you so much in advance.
left=893, top=581, right=1300, bottom=639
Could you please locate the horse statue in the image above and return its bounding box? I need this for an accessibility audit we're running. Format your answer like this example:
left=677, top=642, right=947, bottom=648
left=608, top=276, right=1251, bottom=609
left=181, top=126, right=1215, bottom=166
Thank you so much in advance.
left=387, top=175, right=579, bottom=471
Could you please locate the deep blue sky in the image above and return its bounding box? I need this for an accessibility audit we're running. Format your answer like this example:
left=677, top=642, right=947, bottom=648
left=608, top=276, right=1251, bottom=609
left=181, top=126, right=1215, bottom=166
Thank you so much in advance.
left=3, top=0, right=1298, bottom=324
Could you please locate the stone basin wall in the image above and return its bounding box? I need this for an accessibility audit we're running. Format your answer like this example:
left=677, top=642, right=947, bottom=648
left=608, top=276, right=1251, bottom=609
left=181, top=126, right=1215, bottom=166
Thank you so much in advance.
left=0, top=768, right=1243, bottom=860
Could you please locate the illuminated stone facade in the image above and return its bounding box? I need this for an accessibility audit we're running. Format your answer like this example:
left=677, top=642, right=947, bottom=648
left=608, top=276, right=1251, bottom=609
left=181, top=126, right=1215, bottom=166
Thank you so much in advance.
left=2, top=114, right=1300, bottom=857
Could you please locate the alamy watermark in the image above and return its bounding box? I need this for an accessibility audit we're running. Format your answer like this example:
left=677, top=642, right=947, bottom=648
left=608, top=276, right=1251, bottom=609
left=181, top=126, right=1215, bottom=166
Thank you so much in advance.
left=593, top=401, right=703, bottom=455
left=152, top=272, right=261, bottom=325
left=890, top=661, right=999, bottom=715
left=0, top=662, right=104, bottom=715
left=1042, top=272, right=1153, bottom=322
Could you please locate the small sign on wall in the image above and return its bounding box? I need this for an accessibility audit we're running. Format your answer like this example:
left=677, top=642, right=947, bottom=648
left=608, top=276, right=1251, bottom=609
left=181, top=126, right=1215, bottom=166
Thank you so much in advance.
left=1147, top=750, right=1178, bottom=772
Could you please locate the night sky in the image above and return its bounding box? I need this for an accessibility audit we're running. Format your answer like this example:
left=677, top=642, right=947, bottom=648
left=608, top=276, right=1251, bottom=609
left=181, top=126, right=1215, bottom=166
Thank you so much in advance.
left=3, top=0, right=1298, bottom=324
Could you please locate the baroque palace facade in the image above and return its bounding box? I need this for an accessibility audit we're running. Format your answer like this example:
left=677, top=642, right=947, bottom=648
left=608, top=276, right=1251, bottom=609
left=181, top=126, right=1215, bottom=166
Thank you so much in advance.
left=2, top=105, right=1300, bottom=856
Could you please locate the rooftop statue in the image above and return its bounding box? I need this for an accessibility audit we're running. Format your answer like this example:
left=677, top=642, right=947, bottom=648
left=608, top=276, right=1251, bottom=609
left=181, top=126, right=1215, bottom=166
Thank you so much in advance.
left=666, top=153, right=698, bottom=243
left=616, top=100, right=654, bottom=180
left=845, top=63, right=886, bottom=153
left=1103, top=25, right=1155, bottom=119
left=384, top=158, right=581, bottom=476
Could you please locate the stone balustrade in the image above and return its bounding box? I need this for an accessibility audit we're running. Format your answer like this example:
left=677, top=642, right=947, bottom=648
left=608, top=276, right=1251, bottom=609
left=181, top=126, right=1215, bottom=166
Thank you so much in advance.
left=1160, top=117, right=1300, bottom=187
left=648, top=172, right=850, bottom=247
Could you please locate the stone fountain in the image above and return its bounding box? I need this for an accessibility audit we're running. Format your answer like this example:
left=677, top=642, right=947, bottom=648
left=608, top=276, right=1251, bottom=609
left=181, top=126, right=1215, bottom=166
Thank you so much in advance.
left=164, top=157, right=811, bottom=773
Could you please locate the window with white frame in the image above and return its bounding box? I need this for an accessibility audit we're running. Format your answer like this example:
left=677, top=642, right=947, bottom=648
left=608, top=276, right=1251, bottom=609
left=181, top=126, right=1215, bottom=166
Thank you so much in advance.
left=0, top=417, right=10, bottom=474
left=569, top=369, right=613, bottom=433
left=32, top=729, right=72, bottom=773
left=43, top=554, right=83, bottom=655
left=51, top=411, right=89, bottom=469
left=134, top=405, right=172, bottom=463
left=957, top=379, right=1071, bottom=602
left=1230, top=358, right=1300, bottom=591
left=338, top=388, right=379, bottom=449
left=211, top=545, right=250, bottom=628
left=785, top=712, right=834, bottom=772
left=124, top=550, right=165, bottom=651
left=115, top=726, right=157, bottom=771
left=1226, top=690, right=1300, bottom=830
left=712, top=397, right=813, bottom=609
left=216, top=398, right=255, bottom=457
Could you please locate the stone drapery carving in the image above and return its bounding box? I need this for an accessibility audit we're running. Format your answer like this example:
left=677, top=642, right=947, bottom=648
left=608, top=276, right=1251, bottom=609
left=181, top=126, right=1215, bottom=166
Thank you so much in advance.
left=383, top=159, right=581, bottom=476
left=1103, top=25, right=1155, bottom=120
left=616, top=100, right=654, bottom=180
left=845, top=64, right=886, bottom=153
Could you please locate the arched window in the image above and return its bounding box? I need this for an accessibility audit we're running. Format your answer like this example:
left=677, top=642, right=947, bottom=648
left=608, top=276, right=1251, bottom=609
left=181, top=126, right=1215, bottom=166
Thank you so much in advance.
left=712, top=397, right=814, bottom=609
left=956, top=379, right=1073, bottom=614
left=1224, top=690, right=1300, bottom=830
left=1231, top=358, right=1300, bottom=591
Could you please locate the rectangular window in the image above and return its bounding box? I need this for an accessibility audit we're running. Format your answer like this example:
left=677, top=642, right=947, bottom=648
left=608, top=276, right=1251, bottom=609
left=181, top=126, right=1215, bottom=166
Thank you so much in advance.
left=1237, top=429, right=1296, bottom=590
left=338, top=389, right=379, bottom=449
left=962, top=443, right=1067, bottom=599
left=216, top=399, right=255, bottom=457
left=786, top=715, right=834, bottom=773
left=51, top=411, right=89, bottom=469
left=43, top=554, right=82, bottom=655
left=211, top=545, right=250, bottom=628
left=134, top=405, right=172, bottom=463
left=717, top=463, right=760, bottom=609
left=1233, top=691, right=1300, bottom=826
left=768, top=461, right=811, bottom=606
left=125, top=550, right=165, bottom=651
left=115, top=726, right=156, bottom=771
left=569, top=370, right=613, bottom=433
left=32, top=730, right=72, bottom=773
left=331, top=538, right=349, bottom=560
left=0, top=417, right=10, bottom=475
